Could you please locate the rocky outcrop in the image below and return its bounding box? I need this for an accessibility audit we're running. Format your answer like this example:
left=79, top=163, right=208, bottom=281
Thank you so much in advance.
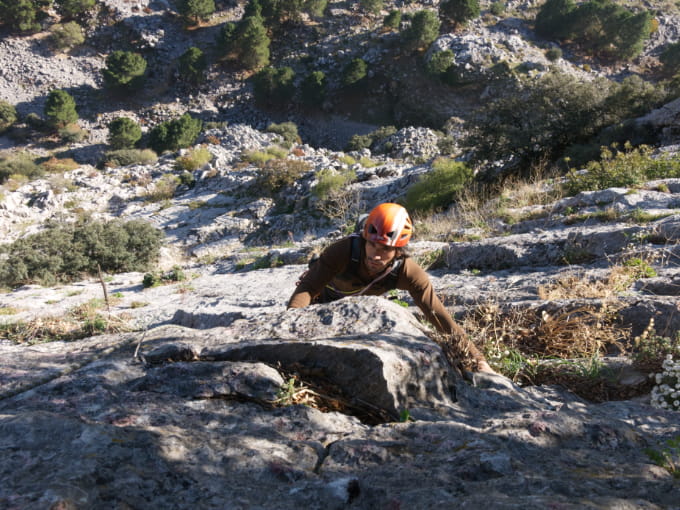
left=2, top=297, right=679, bottom=509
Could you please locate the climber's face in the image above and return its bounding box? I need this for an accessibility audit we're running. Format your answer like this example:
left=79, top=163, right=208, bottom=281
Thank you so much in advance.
left=364, top=240, right=397, bottom=276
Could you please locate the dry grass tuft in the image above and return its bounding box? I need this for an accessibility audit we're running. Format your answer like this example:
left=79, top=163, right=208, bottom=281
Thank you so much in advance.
left=270, top=370, right=394, bottom=424
left=464, top=300, right=628, bottom=362
left=414, top=173, right=563, bottom=242
left=1, top=299, right=131, bottom=344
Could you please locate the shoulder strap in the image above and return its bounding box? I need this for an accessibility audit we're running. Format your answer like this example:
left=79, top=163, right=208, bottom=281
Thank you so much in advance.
left=350, top=234, right=361, bottom=264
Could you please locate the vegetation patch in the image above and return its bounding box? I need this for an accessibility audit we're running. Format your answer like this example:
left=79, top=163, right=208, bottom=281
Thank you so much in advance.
left=565, top=144, right=680, bottom=195
left=0, top=299, right=131, bottom=345
left=0, top=218, right=163, bottom=288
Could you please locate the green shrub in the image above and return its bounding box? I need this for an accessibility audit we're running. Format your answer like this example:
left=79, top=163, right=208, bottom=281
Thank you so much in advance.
left=243, top=146, right=288, bottom=166
left=300, top=71, right=326, bottom=107
left=0, top=218, right=163, bottom=287
left=535, top=0, right=652, bottom=61
left=0, top=0, right=40, bottom=33
left=231, top=15, right=270, bottom=70
left=44, top=89, right=78, bottom=130
left=312, top=168, right=356, bottom=199
left=178, top=46, right=208, bottom=84
left=343, top=58, right=368, bottom=87
left=216, top=21, right=237, bottom=55
left=252, top=66, right=296, bottom=105
left=404, top=157, right=473, bottom=213
left=0, top=152, right=43, bottom=184
left=58, top=122, right=87, bottom=143
left=545, top=47, right=563, bottom=61
left=179, top=171, right=196, bottom=187
left=257, top=158, right=311, bottom=195
left=178, top=0, right=215, bottom=24
left=148, top=114, right=202, bottom=153
left=440, top=0, right=481, bottom=27
left=464, top=70, right=667, bottom=177
left=176, top=146, right=212, bottom=170
left=103, top=51, right=147, bottom=91
left=0, top=101, right=17, bottom=133
left=359, top=0, right=383, bottom=14
left=427, top=50, right=455, bottom=77
left=102, top=149, right=158, bottom=168
left=534, top=0, right=575, bottom=39
left=142, top=272, right=162, bottom=288
left=383, top=10, right=402, bottom=30
left=146, top=174, right=180, bottom=202
left=345, top=125, right=397, bottom=152
left=266, top=122, right=300, bottom=148
left=56, top=0, right=95, bottom=18
left=50, top=21, right=85, bottom=50
left=401, top=9, right=440, bottom=50
left=564, top=144, right=680, bottom=195
left=660, top=41, right=680, bottom=77
left=142, top=266, right=186, bottom=287
left=108, top=117, right=142, bottom=149
left=489, top=1, right=504, bottom=16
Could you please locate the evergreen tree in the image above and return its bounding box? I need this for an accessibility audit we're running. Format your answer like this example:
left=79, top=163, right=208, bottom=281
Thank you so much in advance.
left=534, top=0, right=576, bottom=39
left=56, top=0, right=95, bottom=19
left=216, top=22, right=237, bottom=56
left=252, top=66, right=296, bottom=105
left=107, top=117, right=142, bottom=149
left=148, top=114, right=202, bottom=153
left=343, top=58, right=367, bottom=87
left=660, top=42, right=680, bottom=77
left=103, top=51, right=147, bottom=91
left=178, top=0, right=215, bottom=24
left=427, top=50, right=455, bottom=79
left=50, top=21, right=85, bottom=49
left=608, top=10, right=651, bottom=61
left=0, top=101, right=17, bottom=134
left=0, top=0, right=41, bottom=33
left=178, top=47, right=208, bottom=84
left=383, top=10, right=401, bottom=30
left=300, top=71, right=326, bottom=107
left=44, top=89, right=78, bottom=129
left=439, top=0, right=480, bottom=27
left=232, top=15, right=270, bottom=70
left=402, top=10, right=440, bottom=51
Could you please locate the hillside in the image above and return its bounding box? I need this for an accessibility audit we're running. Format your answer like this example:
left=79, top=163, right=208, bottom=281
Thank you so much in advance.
left=1, top=0, right=680, bottom=507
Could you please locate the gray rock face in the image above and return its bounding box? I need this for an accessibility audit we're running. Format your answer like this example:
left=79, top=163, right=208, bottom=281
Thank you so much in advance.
left=2, top=298, right=679, bottom=509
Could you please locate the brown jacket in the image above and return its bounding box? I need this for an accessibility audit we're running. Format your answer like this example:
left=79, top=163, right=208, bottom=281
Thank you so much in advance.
left=288, top=236, right=486, bottom=367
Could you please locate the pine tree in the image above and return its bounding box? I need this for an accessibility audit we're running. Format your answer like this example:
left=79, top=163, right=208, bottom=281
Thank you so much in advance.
left=102, top=51, right=147, bottom=91
left=343, top=58, right=367, bottom=87
left=178, top=0, right=215, bottom=25
left=252, top=66, right=295, bottom=105
left=439, top=0, right=480, bottom=28
left=178, top=47, right=208, bottom=84
left=56, top=0, right=95, bottom=19
left=107, top=117, right=142, bottom=149
left=300, top=71, right=326, bottom=107
left=44, top=89, right=78, bottom=129
left=0, top=0, right=41, bottom=33
left=402, top=10, right=440, bottom=51
left=233, top=15, right=270, bottom=70
left=0, top=101, right=17, bottom=134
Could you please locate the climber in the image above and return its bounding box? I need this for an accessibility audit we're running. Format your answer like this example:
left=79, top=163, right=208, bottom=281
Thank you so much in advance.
left=288, top=202, right=496, bottom=373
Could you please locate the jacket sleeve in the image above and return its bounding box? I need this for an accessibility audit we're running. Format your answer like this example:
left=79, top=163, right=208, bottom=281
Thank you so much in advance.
left=398, top=258, right=487, bottom=368
left=287, top=238, right=350, bottom=308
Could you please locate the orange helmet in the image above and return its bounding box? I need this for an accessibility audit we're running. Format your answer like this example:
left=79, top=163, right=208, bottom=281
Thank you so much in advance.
left=363, top=203, right=413, bottom=247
